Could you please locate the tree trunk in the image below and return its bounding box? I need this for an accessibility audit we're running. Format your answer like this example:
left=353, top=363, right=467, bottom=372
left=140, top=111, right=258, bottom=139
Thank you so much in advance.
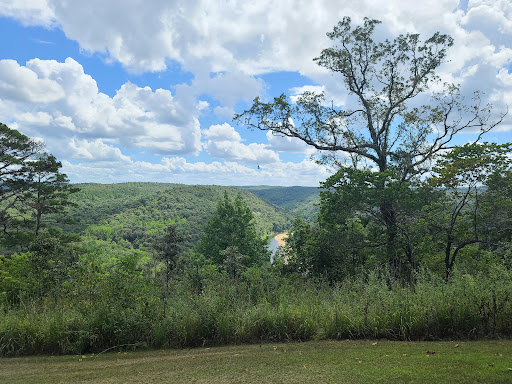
left=35, top=209, right=42, bottom=236
left=380, top=201, right=399, bottom=274
left=445, top=238, right=453, bottom=280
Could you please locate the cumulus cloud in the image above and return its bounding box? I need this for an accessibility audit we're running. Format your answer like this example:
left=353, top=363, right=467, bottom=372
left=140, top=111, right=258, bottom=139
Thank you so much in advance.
left=0, top=0, right=55, bottom=27
left=0, top=58, right=204, bottom=160
left=289, top=85, right=348, bottom=108
left=3, top=0, right=459, bottom=75
left=0, top=60, right=64, bottom=103
left=61, top=156, right=330, bottom=186
left=265, top=131, right=309, bottom=153
left=1, top=1, right=508, bottom=74
left=204, top=123, right=280, bottom=164
left=67, top=138, right=131, bottom=163
left=192, top=71, right=266, bottom=108
left=205, top=123, right=242, bottom=142
left=1, top=0, right=511, bottom=186
left=462, top=0, right=512, bottom=45
left=2, top=2, right=510, bottom=127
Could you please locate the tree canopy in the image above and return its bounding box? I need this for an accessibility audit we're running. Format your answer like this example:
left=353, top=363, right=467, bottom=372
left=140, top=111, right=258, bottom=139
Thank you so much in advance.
left=198, top=192, right=270, bottom=269
left=0, top=123, right=43, bottom=229
left=0, top=124, right=77, bottom=246
left=24, top=153, right=79, bottom=235
left=236, top=17, right=504, bottom=178
left=236, top=17, right=506, bottom=276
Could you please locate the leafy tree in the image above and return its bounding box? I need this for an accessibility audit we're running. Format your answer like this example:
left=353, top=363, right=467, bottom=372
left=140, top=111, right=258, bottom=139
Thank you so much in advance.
left=0, top=125, right=78, bottom=256
left=24, top=153, right=79, bottom=235
left=282, top=215, right=316, bottom=275
left=28, top=230, right=76, bottom=297
left=0, top=123, right=43, bottom=230
left=235, top=17, right=504, bottom=273
left=481, top=169, right=512, bottom=266
left=0, top=252, right=36, bottom=304
left=483, top=169, right=512, bottom=243
left=428, top=142, right=512, bottom=279
left=153, top=224, right=184, bottom=317
left=198, top=192, right=269, bottom=268
left=182, top=251, right=218, bottom=295
left=317, top=168, right=439, bottom=279
left=153, top=223, right=184, bottom=286
left=220, top=246, right=249, bottom=280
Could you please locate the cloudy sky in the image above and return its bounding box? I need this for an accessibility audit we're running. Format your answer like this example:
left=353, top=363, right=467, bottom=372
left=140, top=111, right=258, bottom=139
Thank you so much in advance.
left=0, top=0, right=511, bottom=186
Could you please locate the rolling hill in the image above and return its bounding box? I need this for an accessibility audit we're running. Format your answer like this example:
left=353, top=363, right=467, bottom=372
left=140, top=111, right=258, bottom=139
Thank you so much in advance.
left=241, top=186, right=320, bottom=220
left=59, top=183, right=296, bottom=251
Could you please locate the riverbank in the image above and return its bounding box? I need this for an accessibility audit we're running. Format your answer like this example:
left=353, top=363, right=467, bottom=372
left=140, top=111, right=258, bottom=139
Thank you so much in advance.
left=273, top=232, right=287, bottom=247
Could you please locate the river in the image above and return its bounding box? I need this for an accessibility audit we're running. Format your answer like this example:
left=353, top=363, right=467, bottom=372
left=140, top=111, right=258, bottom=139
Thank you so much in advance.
left=268, top=233, right=287, bottom=262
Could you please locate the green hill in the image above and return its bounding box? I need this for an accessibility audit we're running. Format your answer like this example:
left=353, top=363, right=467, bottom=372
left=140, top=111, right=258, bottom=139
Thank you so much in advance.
left=241, top=186, right=320, bottom=220
left=61, top=183, right=294, bottom=251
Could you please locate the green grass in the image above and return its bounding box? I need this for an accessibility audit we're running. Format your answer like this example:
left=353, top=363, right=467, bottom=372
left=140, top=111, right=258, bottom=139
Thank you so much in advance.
left=3, top=268, right=512, bottom=356
left=1, top=340, right=512, bottom=383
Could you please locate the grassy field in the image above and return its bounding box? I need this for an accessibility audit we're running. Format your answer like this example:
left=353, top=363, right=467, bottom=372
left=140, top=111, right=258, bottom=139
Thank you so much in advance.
left=1, top=340, right=512, bottom=383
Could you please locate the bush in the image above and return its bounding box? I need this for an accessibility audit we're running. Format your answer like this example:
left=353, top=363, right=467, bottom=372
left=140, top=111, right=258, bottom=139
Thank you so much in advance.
left=2, top=266, right=512, bottom=356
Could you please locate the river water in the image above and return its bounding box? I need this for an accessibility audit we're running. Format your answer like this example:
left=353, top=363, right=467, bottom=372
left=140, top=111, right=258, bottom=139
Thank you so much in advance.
left=268, top=237, right=280, bottom=262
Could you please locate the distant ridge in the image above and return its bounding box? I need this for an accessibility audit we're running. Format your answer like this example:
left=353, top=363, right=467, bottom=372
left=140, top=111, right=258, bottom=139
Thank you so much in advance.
left=240, top=185, right=320, bottom=221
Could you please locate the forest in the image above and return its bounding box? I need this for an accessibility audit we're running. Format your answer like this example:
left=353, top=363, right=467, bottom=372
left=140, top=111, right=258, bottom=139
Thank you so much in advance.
left=1, top=17, right=512, bottom=357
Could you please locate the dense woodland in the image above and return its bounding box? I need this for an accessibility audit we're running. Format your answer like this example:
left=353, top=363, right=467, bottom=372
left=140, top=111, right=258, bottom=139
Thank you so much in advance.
left=1, top=18, right=512, bottom=356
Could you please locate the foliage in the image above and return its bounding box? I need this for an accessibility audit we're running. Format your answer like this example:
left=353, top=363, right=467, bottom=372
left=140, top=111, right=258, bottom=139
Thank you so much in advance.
left=153, top=224, right=184, bottom=278
left=24, top=153, right=79, bottom=235
left=0, top=252, right=35, bottom=304
left=56, top=183, right=293, bottom=253
left=235, top=17, right=504, bottom=275
left=2, top=267, right=512, bottom=356
left=28, top=230, right=76, bottom=297
left=285, top=143, right=512, bottom=281
left=0, top=123, right=43, bottom=229
left=428, top=142, right=512, bottom=278
left=288, top=168, right=439, bottom=281
left=198, top=192, right=270, bottom=269
left=242, top=186, right=320, bottom=221
left=482, top=170, right=512, bottom=263
left=282, top=215, right=313, bottom=274
left=0, top=124, right=78, bottom=256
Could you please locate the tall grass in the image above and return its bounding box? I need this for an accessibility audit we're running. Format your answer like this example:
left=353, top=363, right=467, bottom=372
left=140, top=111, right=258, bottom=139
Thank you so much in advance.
left=1, top=266, right=512, bottom=356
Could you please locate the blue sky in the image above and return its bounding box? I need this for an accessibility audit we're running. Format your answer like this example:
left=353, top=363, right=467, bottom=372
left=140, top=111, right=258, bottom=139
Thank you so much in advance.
left=0, top=1, right=510, bottom=186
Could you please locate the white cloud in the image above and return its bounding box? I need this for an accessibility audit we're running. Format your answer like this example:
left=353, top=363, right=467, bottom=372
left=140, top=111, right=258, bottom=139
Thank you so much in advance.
left=0, top=59, right=64, bottom=103
left=0, top=58, right=204, bottom=159
left=15, top=111, right=53, bottom=126
left=204, top=123, right=242, bottom=142
left=204, top=123, right=279, bottom=164
left=67, top=138, right=131, bottom=163
left=0, top=0, right=55, bottom=27
left=214, top=106, right=236, bottom=118
left=192, top=71, right=266, bottom=107
left=62, top=156, right=330, bottom=186
left=258, top=159, right=332, bottom=183
left=289, top=84, right=349, bottom=109
left=463, top=1, right=512, bottom=43
left=1, top=1, right=508, bottom=76
left=1, top=0, right=511, bottom=186
left=265, top=131, right=309, bottom=153
left=2, top=2, right=510, bottom=130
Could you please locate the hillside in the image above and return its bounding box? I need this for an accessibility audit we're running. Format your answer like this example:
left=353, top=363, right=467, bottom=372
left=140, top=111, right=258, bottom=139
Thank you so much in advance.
left=60, top=183, right=294, bottom=251
left=241, top=186, right=320, bottom=221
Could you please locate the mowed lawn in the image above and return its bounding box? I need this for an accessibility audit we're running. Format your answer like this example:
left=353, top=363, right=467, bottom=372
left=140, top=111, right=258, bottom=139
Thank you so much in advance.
left=1, top=340, right=512, bottom=383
